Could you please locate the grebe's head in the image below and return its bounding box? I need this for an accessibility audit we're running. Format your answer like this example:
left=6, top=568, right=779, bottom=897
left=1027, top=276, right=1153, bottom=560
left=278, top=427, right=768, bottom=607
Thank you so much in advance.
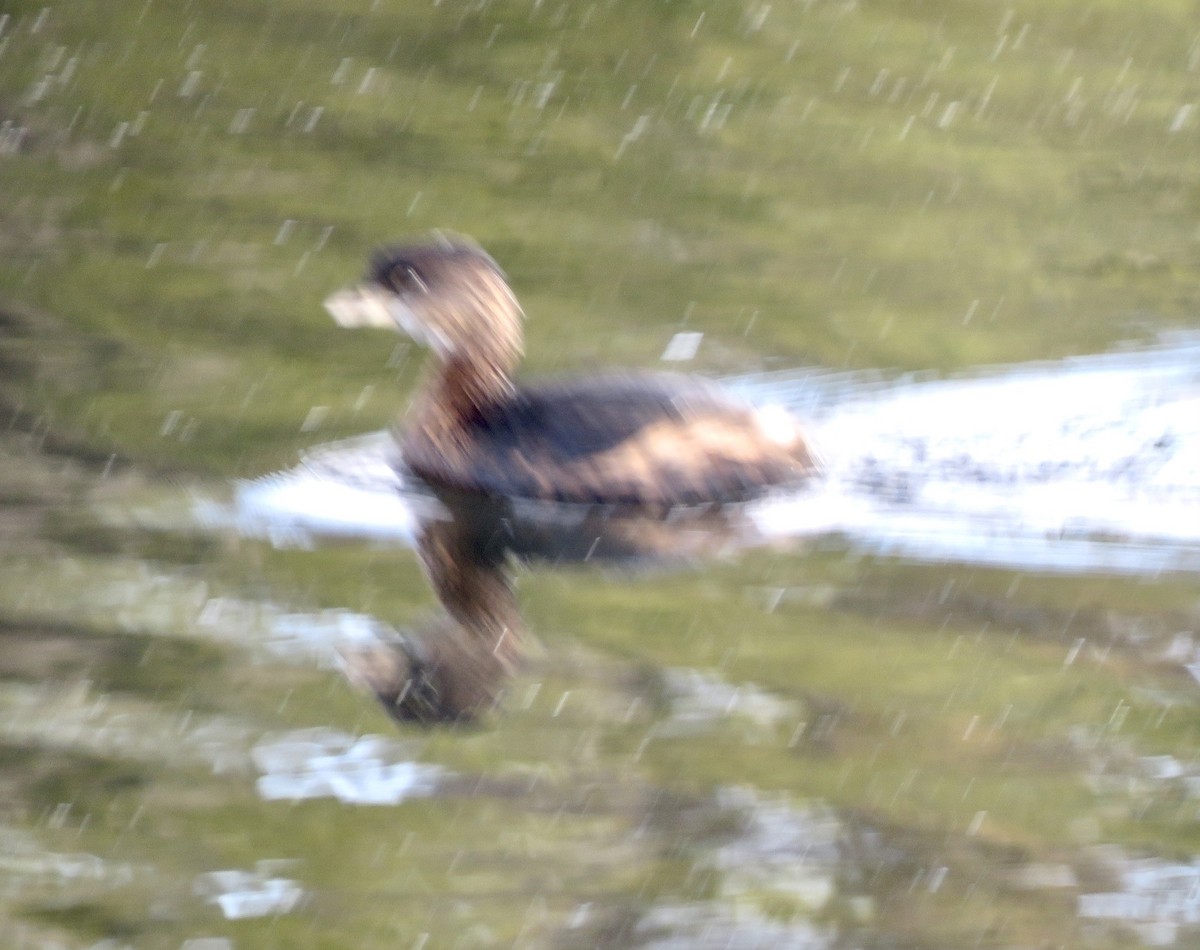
left=324, top=236, right=523, bottom=363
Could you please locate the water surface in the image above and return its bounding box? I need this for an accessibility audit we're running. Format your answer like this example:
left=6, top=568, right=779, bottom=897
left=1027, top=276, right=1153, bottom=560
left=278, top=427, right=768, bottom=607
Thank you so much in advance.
left=3, top=0, right=1200, bottom=947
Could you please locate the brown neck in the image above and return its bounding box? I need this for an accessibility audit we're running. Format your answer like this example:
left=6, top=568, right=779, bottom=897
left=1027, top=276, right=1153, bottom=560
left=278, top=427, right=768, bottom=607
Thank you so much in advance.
left=403, top=264, right=524, bottom=455
left=426, top=353, right=515, bottom=423
left=405, top=348, right=517, bottom=466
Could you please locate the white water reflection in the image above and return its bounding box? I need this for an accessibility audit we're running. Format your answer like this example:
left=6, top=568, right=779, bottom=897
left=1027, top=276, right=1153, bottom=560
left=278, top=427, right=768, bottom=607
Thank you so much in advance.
left=0, top=556, right=212, bottom=641
left=636, top=903, right=833, bottom=950
left=0, top=680, right=252, bottom=773
left=223, top=335, right=1200, bottom=575
left=252, top=727, right=442, bottom=805
left=745, top=333, right=1200, bottom=573
left=1079, top=848, right=1200, bottom=947
left=0, top=550, right=406, bottom=670
left=707, top=786, right=846, bottom=912
left=196, top=596, right=395, bottom=665
left=0, top=827, right=145, bottom=897
left=227, top=433, right=419, bottom=546
left=655, top=667, right=800, bottom=740
left=194, top=862, right=305, bottom=920
left=636, top=787, right=846, bottom=949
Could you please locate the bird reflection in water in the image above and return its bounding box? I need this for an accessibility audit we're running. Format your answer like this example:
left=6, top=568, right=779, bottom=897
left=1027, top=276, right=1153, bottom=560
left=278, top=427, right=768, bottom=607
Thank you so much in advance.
left=328, top=236, right=816, bottom=724
left=337, top=488, right=767, bottom=724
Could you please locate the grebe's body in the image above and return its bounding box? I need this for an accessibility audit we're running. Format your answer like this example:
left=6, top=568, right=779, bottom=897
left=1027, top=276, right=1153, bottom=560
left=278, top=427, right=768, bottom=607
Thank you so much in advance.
left=325, top=238, right=815, bottom=509
left=325, top=236, right=815, bottom=723
left=405, top=371, right=811, bottom=508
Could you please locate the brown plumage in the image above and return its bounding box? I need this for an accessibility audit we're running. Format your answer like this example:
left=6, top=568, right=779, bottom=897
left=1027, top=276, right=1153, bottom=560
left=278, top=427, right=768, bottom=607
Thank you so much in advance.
left=325, top=236, right=817, bottom=509
left=325, top=235, right=816, bottom=724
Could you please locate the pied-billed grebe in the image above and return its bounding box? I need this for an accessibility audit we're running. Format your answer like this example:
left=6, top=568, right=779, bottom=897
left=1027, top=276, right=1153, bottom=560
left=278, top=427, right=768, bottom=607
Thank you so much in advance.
left=324, top=236, right=816, bottom=509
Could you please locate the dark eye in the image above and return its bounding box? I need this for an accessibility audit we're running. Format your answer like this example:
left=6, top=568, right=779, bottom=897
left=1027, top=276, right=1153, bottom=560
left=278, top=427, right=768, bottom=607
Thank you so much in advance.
left=387, top=264, right=426, bottom=293
left=368, top=249, right=428, bottom=293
